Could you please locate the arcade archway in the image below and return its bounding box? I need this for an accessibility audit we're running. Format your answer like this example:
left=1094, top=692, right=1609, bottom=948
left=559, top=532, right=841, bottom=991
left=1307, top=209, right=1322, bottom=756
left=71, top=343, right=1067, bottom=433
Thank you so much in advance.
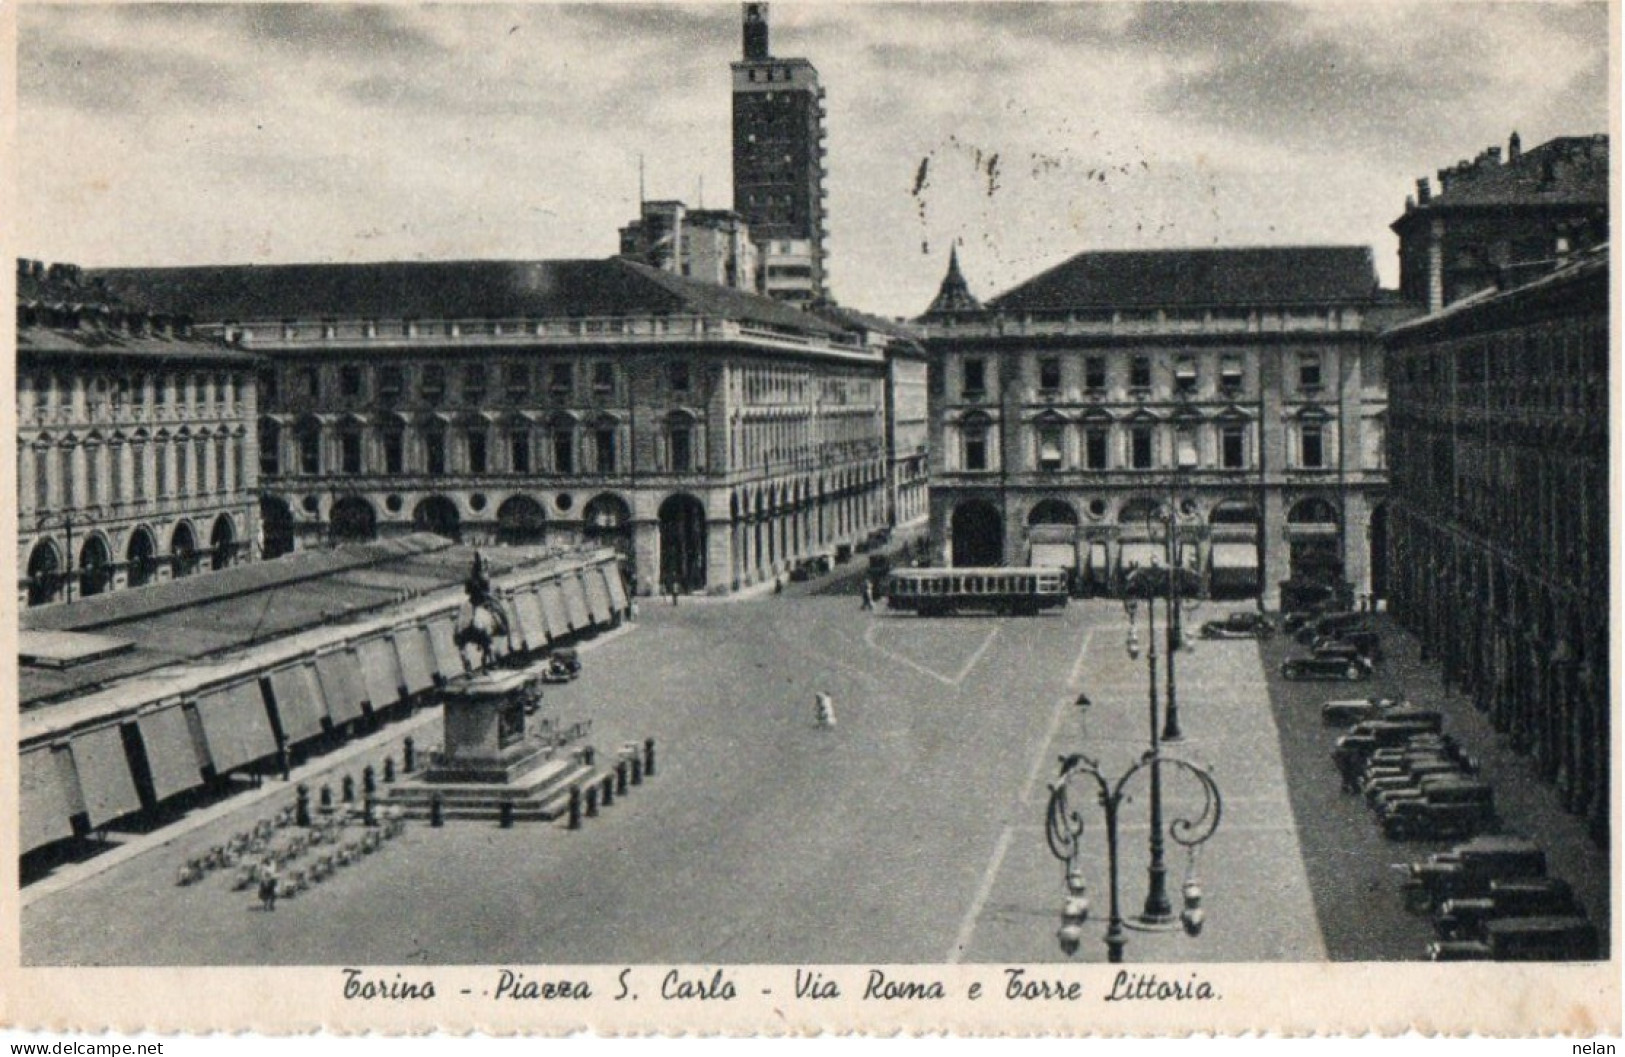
left=330, top=496, right=379, bottom=544
left=950, top=499, right=1003, bottom=567
left=259, top=497, right=296, bottom=560
left=496, top=495, right=548, bottom=546
left=658, top=493, right=707, bottom=593
left=413, top=495, right=462, bottom=542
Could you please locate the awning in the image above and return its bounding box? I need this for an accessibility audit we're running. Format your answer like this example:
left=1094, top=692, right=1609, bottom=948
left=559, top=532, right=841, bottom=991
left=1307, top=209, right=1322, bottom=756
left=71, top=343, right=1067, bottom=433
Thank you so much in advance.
left=70, top=723, right=143, bottom=828
left=21, top=744, right=82, bottom=853
left=355, top=636, right=402, bottom=711
left=314, top=649, right=367, bottom=725
left=267, top=663, right=328, bottom=744
left=538, top=581, right=571, bottom=637
left=1118, top=543, right=1163, bottom=571
left=583, top=569, right=614, bottom=625
left=1211, top=543, right=1260, bottom=570
left=561, top=574, right=591, bottom=631
left=193, top=680, right=278, bottom=775
left=604, top=564, right=629, bottom=611
left=1029, top=542, right=1076, bottom=570
left=426, top=616, right=463, bottom=680
left=137, top=703, right=205, bottom=802
left=511, top=589, right=549, bottom=650
left=392, top=626, right=437, bottom=696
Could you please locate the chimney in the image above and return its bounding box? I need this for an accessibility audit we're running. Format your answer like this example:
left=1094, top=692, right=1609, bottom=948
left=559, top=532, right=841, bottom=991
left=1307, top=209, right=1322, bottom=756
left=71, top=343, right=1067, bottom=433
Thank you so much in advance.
left=1508, top=131, right=1521, bottom=162
left=1485, top=146, right=1501, bottom=167
left=1415, top=177, right=1431, bottom=205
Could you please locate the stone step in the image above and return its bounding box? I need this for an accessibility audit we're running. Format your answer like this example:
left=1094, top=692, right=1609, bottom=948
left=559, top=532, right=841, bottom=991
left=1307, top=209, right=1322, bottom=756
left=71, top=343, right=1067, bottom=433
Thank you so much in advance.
left=389, top=763, right=650, bottom=823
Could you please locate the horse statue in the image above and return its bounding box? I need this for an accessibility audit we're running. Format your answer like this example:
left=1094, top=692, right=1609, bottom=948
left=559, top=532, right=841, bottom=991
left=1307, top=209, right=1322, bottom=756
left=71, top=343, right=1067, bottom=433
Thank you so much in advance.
left=453, top=551, right=512, bottom=672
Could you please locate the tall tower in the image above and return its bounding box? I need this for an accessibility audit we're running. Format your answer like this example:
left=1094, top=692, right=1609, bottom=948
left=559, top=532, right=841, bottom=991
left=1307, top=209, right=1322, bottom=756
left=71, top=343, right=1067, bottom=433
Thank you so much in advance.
left=731, top=3, right=828, bottom=304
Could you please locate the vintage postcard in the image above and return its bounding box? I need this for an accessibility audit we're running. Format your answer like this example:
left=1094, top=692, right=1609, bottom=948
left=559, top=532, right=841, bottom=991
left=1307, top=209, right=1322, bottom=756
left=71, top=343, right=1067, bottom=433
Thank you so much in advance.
left=3, top=0, right=1619, bottom=1039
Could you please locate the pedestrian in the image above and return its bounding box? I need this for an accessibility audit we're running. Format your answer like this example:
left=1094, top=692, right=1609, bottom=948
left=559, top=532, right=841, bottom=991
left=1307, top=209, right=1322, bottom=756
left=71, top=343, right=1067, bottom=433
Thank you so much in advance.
left=774, top=575, right=784, bottom=595
left=258, top=858, right=279, bottom=912
left=814, top=692, right=837, bottom=729
left=860, top=578, right=874, bottom=611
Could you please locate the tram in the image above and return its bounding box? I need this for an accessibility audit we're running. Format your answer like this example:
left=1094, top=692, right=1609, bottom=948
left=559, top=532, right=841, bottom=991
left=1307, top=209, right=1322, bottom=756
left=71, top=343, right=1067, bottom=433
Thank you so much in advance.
left=884, top=567, right=1069, bottom=616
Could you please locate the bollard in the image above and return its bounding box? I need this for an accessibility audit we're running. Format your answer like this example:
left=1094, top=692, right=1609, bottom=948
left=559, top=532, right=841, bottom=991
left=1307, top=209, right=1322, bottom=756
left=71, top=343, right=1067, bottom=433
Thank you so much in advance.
left=568, top=785, right=582, bottom=830
left=403, top=737, right=416, bottom=774
left=601, top=773, right=615, bottom=807
left=320, top=784, right=333, bottom=810
left=499, top=800, right=514, bottom=829
left=616, top=760, right=629, bottom=795
left=383, top=757, right=396, bottom=784
left=630, top=755, right=643, bottom=785
left=295, top=785, right=312, bottom=828
left=362, top=765, right=376, bottom=797
left=430, top=793, right=444, bottom=828
left=582, top=745, right=596, bottom=768
left=363, top=796, right=376, bottom=828
left=278, top=747, right=292, bottom=782
left=644, top=737, right=656, bottom=778
left=585, top=784, right=599, bottom=818
left=341, top=776, right=355, bottom=804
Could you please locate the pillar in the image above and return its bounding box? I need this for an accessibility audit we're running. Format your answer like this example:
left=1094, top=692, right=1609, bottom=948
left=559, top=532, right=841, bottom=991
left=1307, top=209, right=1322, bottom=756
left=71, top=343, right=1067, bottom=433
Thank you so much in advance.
left=632, top=519, right=660, bottom=596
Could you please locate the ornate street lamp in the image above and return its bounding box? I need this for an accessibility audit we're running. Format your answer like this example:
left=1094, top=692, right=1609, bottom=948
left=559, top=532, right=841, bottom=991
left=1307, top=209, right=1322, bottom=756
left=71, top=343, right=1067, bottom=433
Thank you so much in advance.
left=1046, top=749, right=1222, bottom=963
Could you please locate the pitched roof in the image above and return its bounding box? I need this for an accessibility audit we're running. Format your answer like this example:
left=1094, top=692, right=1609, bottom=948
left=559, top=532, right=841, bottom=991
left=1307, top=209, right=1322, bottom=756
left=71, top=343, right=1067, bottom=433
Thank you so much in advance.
left=987, top=246, right=1380, bottom=312
left=88, top=257, right=850, bottom=339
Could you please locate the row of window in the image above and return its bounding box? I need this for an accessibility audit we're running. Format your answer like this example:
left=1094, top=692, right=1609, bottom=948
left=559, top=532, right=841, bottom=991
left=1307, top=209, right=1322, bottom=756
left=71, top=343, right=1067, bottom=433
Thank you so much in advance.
left=955, top=352, right=1331, bottom=398
left=952, top=422, right=1339, bottom=472
left=22, top=371, right=247, bottom=412
left=264, top=422, right=700, bottom=478
left=271, top=360, right=693, bottom=405
left=24, top=434, right=247, bottom=513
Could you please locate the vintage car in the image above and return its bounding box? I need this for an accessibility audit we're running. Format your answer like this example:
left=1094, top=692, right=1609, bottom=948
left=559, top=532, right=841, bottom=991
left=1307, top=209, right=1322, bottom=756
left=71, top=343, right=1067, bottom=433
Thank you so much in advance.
left=1294, top=611, right=1372, bottom=645
left=1427, top=915, right=1599, bottom=962
left=1402, top=837, right=1548, bottom=912
left=1434, top=879, right=1583, bottom=941
left=1313, top=629, right=1384, bottom=661
left=1321, top=696, right=1408, bottom=726
left=1200, top=611, right=1276, bottom=640
left=1282, top=647, right=1373, bottom=681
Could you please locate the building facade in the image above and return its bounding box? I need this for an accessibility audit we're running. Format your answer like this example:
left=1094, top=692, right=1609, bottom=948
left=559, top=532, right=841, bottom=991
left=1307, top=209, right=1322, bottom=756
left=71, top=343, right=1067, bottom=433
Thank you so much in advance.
left=16, top=260, right=261, bottom=608
left=731, top=3, right=827, bottom=303
left=919, top=247, right=1404, bottom=607
left=93, top=258, right=890, bottom=595
left=618, top=200, right=760, bottom=293
left=1392, top=133, right=1608, bottom=312
left=1384, top=245, right=1608, bottom=843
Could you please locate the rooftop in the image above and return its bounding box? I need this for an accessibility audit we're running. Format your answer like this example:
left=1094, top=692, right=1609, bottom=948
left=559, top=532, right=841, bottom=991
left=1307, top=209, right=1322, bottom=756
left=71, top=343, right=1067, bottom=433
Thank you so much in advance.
left=19, top=535, right=580, bottom=708
left=89, top=257, right=853, bottom=342
left=1397, top=134, right=1609, bottom=222
left=984, top=246, right=1381, bottom=314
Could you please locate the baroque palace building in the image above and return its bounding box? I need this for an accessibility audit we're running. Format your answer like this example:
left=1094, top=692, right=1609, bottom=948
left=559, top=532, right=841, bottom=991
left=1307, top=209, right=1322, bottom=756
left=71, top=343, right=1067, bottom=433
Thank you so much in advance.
left=92, top=257, right=897, bottom=596
left=16, top=260, right=261, bottom=608
left=919, top=246, right=1411, bottom=607
left=1385, top=243, right=1609, bottom=844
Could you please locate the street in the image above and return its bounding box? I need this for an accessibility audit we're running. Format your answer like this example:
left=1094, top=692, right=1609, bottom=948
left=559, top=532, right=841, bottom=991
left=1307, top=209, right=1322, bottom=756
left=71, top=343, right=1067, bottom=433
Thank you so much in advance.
left=17, top=585, right=1455, bottom=965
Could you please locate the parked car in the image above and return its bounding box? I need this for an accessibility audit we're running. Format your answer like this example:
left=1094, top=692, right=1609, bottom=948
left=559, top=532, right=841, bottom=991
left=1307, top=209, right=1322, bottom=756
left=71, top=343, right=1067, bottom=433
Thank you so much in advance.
left=1313, top=629, right=1384, bottom=661
left=1295, top=611, right=1371, bottom=645
left=1282, top=653, right=1373, bottom=681
left=1321, top=696, right=1409, bottom=726
left=1428, top=915, right=1599, bottom=962
left=1200, top=611, right=1276, bottom=640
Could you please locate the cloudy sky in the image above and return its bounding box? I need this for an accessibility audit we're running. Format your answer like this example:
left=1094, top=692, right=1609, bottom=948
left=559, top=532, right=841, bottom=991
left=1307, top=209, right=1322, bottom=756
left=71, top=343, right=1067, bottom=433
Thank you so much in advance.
left=17, top=2, right=1610, bottom=318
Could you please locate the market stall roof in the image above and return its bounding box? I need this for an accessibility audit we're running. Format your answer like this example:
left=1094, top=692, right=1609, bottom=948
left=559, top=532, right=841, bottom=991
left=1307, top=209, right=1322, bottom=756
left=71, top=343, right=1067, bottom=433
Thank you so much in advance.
left=19, top=535, right=570, bottom=708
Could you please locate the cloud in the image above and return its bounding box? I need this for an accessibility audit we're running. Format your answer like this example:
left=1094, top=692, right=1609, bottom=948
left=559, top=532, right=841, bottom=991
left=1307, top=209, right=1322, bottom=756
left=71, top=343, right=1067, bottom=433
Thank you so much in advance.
left=19, top=40, right=246, bottom=114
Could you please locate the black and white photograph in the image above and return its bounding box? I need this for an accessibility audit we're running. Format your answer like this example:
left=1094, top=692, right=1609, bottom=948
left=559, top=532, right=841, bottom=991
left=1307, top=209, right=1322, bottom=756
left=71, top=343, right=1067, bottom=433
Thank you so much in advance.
left=5, top=0, right=1617, bottom=1036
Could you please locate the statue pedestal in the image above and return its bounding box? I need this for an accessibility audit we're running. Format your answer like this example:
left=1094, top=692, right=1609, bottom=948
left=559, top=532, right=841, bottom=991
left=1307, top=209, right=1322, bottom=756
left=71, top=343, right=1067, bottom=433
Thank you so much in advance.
left=423, top=669, right=550, bottom=784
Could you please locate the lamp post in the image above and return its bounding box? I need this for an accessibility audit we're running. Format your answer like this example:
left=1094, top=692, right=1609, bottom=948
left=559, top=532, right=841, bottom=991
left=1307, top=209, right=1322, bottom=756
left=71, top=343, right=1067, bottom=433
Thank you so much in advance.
left=1121, top=534, right=1204, bottom=928
left=1045, top=749, right=1222, bottom=963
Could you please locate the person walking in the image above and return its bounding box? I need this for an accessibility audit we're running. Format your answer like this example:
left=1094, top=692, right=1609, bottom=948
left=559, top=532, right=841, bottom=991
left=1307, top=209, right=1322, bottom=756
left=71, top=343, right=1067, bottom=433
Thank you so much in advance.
left=257, top=858, right=279, bottom=912
left=860, top=578, right=875, bottom=612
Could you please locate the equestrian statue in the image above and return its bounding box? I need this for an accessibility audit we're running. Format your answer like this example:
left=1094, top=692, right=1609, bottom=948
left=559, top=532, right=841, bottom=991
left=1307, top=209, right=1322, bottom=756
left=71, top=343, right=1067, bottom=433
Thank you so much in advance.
left=453, top=551, right=512, bottom=671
